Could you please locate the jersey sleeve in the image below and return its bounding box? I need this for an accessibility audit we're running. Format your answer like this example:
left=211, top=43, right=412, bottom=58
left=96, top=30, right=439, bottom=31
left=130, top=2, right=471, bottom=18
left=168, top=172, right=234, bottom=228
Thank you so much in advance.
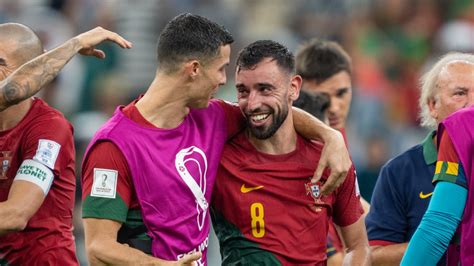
left=82, top=141, right=134, bottom=223
left=401, top=181, right=466, bottom=265
left=22, top=114, right=75, bottom=177
left=365, top=162, right=408, bottom=244
left=215, top=99, right=246, bottom=140
left=433, top=130, right=468, bottom=188
left=332, top=166, right=364, bottom=227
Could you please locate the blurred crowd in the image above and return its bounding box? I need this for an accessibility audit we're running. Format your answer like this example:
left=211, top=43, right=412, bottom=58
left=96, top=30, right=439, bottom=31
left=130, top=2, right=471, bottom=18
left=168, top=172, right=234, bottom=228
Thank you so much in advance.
left=1, top=0, right=473, bottom=264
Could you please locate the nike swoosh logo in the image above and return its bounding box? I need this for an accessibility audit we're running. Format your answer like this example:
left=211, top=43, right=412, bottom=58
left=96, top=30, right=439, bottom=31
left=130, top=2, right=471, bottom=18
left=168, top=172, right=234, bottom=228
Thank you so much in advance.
left=241, top=184, right=264, bottom=193
left=419, top=192, right=433, bottom=199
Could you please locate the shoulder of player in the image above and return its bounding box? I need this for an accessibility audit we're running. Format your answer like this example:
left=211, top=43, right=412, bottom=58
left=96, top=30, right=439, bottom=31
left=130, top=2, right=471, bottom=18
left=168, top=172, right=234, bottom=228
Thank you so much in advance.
left=83, top=141, right=129, bottom=178
left=29, top=99, right=72, bottom=130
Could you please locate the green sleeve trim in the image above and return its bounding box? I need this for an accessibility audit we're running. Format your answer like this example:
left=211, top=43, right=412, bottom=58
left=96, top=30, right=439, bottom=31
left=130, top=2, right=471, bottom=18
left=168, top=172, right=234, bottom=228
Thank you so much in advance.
left=82, top=194, right=129, bottom=223
left=433, top=173, right=467, bottom=188
left=433, top=161, right=468, bottom=188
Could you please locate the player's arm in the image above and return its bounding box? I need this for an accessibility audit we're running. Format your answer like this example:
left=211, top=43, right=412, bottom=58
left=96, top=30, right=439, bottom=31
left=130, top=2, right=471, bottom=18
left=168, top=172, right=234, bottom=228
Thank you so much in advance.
left=369, top=243, right=407, bottom=265
left=339, top=217, right=371, bottom=265
left=84, top=218, right=200, bottom=266
left=292, top=107, right=351, bottom=195
left=401, top=129, right=467, bottom=265
left=0, top=113, right=76, bottom=236
left=0, top=167, right=49, bottom=235
left=327, top=252, right=344, bottom=266
left=401, top=182, right=465, bottom=265
left=0, top=26, right=132, bottom=111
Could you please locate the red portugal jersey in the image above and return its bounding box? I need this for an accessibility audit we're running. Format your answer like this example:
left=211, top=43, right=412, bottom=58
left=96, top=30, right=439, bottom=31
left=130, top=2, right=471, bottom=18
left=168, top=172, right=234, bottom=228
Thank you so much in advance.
left=211, top=132, right=363, bottom=265
left=0, top=98, right=77, bottom=265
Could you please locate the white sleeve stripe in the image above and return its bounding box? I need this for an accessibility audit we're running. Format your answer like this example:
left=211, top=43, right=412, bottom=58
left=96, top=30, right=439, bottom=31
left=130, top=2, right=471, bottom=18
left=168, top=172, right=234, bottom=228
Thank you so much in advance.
left=14, top=159, right=54, bottom=195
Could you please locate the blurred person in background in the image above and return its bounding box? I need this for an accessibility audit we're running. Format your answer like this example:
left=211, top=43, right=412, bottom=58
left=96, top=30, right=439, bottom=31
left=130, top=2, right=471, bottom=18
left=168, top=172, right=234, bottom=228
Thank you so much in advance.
left=0, top=23, right=131, bottom=265
left=212, top=40, right=369, bottom=265
left=296, top=39, right=352, bottom=133
left=293, top=90, right=331, bottom=124
left=295, top=38, right=371, bottom=265
left=81, top=13, right=351, bottom=266
left=367, top=52, right=474, bottom=265
left=295, top=39, right=375, bottom=202
left=356, top=135, right=388, bottom=202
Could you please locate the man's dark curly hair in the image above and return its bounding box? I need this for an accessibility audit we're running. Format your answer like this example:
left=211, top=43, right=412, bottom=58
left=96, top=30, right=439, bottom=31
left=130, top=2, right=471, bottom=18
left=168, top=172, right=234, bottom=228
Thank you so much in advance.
left=236, top=40, right=295, bottom=74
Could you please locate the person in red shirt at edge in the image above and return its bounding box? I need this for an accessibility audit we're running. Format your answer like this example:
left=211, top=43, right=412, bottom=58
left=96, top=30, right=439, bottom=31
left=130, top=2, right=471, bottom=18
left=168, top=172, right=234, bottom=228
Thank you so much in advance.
left=211, top=40, right=370, bottom=265
left=0, top=23, right=132, bottom=265
left=295, top=38, right=371, bottom=264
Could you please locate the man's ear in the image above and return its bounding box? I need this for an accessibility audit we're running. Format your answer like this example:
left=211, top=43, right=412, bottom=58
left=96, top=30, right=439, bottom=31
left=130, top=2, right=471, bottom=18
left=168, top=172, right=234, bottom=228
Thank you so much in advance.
left=289, top=75, right=303, bottom=101
left=427, top=96, right=438, bottom=122
left=184, top=60, right=201, bottom=79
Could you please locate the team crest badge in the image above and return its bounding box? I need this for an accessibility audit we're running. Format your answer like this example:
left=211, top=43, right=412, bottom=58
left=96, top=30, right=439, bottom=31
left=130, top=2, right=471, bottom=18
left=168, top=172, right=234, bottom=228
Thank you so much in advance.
left=305, top=181, right=322, bottom=200
left=0, top=151, right=12, bottom=180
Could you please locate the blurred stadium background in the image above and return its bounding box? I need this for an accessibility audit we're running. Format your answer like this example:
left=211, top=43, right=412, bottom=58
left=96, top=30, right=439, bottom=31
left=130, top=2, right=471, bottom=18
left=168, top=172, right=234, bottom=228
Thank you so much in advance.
left=1, top=0, right=473, bottom=264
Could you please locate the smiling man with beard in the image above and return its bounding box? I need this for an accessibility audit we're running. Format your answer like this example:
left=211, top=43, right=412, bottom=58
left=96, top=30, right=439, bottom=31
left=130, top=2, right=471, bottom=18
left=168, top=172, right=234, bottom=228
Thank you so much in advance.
left=211, top=40, right=370, bottom=265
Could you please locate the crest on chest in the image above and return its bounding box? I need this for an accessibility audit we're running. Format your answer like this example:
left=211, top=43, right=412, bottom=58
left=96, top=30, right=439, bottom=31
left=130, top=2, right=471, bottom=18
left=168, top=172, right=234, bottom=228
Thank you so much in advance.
left=0, top=151, right=13, bottom=180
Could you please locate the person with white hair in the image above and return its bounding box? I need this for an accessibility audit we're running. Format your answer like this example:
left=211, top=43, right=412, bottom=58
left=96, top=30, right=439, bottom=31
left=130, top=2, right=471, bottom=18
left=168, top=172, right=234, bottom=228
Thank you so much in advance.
left=366, top=52, right=474, bottom=265
left=402, top=103, right=474, bottom=265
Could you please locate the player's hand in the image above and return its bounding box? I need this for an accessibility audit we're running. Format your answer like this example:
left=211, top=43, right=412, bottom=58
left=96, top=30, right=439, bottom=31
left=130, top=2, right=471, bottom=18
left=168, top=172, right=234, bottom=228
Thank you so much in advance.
left=312, top=129, right=351, bottom=195
left=73, top=26, right=132, bottom=59
left=173, top=252, right=202, bottom=266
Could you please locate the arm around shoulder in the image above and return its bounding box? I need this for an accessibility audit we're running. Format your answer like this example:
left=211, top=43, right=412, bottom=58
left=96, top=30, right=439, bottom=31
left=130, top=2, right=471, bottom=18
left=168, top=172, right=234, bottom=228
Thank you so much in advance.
left=292, top=107, right=352, bottom=195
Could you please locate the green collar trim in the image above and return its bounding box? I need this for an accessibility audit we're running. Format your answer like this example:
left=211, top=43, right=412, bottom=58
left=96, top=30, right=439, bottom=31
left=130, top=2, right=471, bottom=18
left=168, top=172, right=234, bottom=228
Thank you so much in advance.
left=422, top=130, right=437, bottom=165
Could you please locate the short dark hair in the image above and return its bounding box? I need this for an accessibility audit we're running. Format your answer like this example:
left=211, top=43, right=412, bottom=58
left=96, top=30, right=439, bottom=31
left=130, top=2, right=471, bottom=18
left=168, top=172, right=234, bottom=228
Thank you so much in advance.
left=296, top=39, right=351, bottom=83
left=293, top=90, right=330, bottom=121
left=236, top=40, right=295, bottom=74
left=157, top=13, right=233, bottom=73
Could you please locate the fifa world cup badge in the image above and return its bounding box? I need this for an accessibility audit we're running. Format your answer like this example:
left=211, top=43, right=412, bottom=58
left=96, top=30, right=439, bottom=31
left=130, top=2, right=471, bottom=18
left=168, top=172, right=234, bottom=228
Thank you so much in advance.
left=305, top=181, right=322, bottom=200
